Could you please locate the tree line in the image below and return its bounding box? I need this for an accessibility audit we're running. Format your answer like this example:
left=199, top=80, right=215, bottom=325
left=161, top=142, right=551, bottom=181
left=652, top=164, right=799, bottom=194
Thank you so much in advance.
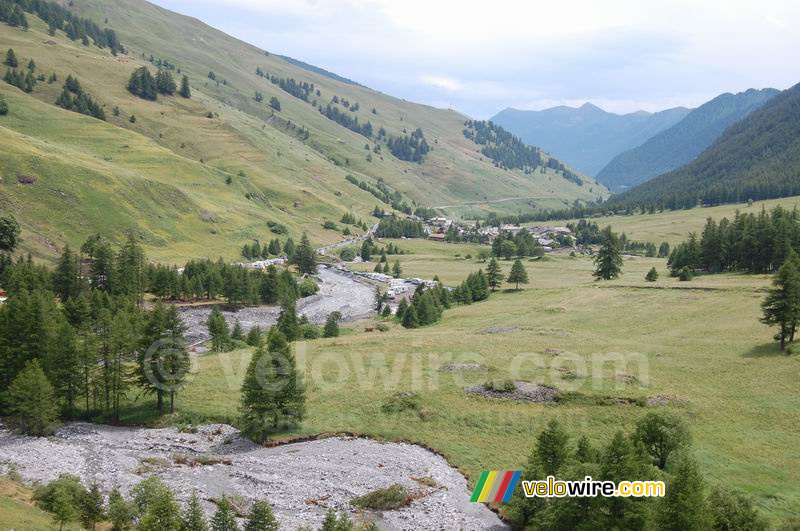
left=386, top=127, right=430, bottom=162
left=345, top=173, right=412, bottom=214
left=30, top=473, right=373, bottom=530
left=507, top=416, right=767, bottom=530
left=374, top=215, right=426, bottom=238
left=127, top=66, right=190, bottom=101
left=668, top=206, right=800, bottom=274
left=55, top=74, right=105, bottom=120
left=1, top=0, right=123, bottom=54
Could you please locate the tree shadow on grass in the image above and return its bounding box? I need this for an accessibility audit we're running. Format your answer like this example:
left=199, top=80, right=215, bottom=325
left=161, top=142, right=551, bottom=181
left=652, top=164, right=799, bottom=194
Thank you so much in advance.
left=743, top=342, right=792, bottom=358
left=500, top=288, right=526, bottom=294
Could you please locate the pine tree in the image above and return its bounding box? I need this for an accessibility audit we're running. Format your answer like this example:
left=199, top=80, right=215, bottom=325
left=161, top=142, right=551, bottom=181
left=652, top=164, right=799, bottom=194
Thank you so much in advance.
left=244, top=500, right=279, bottom=531
left=52, top=245, right=81, bottom=301
left=5, top=48, right=18, bottom=68
left=395, top=298, right=408, bottom=321
left=645, top=267, right=659, bottom=282
left=80, top=482, right=106, bottom=530
left=294, top=233, right=316, bottom=275
left=207, top=306, right=231, bottom=352
left=135, top=478, right=181, bottom=530
left=323, top=311, right=341, bottom=338
left=485, top=258, right=504, bottom=291
left=108, top=486, right=134, bottom=531
left=180, top=76, right=192, bottom=98
left=401, top=304, right=418, bottom=328
left=761, top=252, right=800, bottom=350
left=46, top=321, right=82, bottom=419
left=391, top=260, right=402, bottom=278
left=50, top=485, right=78, bottom=531
left=656, top=453, right=711, bottom=531
left=0, top=94, right=8, bottom=116
left=181, top=490, right=209, bottom=531
left=276, top=300, right=299, bottom=342
left=360, top=240, right=372, bottom=261
left=507, top=259, right=529, bottom=290
left=593, top=226, right=623, bottom=280
left=231, top=319, right=245, bottom=342
left=6, top=359, right=58, bottom=436
left=240, top=328, right=305, bottom=441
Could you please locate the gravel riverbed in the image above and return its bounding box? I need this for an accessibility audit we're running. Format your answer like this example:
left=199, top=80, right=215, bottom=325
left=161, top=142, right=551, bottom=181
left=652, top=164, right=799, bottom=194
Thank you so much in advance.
left=0, top=423, right=506, bottom=530
left=181, top=266, right=376, bottom=345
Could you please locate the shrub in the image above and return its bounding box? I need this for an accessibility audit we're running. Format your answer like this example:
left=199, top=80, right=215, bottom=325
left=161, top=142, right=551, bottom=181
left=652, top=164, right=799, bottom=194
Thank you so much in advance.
left=339, top=248, right=356, bottom=261
left=267, top=221, right=288, bottom=234
left=299, top=277, right=319, bottom=297
left=351, top=484, right=410, bottom=510
left=380, top=391, right=420, bottom=413
left=679, top=266, right=693, bottom=281
left=484, top=379, right=516, bottom=393
left=298, top=323, right=321, bottom=339
left=322, top=220, right=338, bottom=230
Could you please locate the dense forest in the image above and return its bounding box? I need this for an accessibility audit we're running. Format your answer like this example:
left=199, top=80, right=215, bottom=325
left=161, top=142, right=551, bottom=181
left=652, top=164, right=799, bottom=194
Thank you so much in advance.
left=462, top=120, right=583, bottom=185
left=0, top=0, right=122, bottom=53
left=668, top=206, right=800, bottom=274
left=345, top=174, right=412, bottom=214
left=386, top=127, right=430, bottom=162
left=374, top=215, right=426, bottom=238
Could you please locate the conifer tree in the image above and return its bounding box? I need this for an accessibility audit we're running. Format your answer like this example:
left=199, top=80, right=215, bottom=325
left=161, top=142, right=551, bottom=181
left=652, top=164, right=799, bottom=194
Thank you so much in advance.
left=507, top=259, right=529, bottom=290
left=0, top=94, right=8, bottom=116
left=52, top=245, right=81, bottom=301
left=401, top=304, right=418, bottom=328
left=323, top=311, right=341, bottom=338
left=4, top=48, right=17, bottom=68
left=207, top=306, right=231, bottom=352
left=231, top=319, right=245, bottom=342
left=46, top=321, right=82, bottom=419
left=360, top=239, right=372, bottom=261
left=276, top=300, right=299, bottom=342
left=244, top=500, right=279, bottom=531
left=80, top=482, right=105, bottom=531
left=108, top=486, right=134, bottom=531
left=6, top=359, right=58, bottom=436
left=645, top=267, right=659, bottom=282
left=294, top=233, right=316, bottom=275
left=391, top=259, right=402, bottom=278
left=656, top=453, right=711, bottom=531
left=395, top=297, right=408, bottom=322
left=182, top=491, right=209, bottom=531
left=761, top=252, right=800, bottom=350
left=486, top=258, right=504, bottom=291
left=240, top=328, right=304, bottom=441
left=594, top=226, right=623, bottom=280
left=50, top=485, right=78, bottom=531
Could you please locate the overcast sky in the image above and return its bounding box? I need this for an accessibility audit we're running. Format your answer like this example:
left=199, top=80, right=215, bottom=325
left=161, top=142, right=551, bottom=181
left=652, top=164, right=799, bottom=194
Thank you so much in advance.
left=151, top=0, right=800, bottom=119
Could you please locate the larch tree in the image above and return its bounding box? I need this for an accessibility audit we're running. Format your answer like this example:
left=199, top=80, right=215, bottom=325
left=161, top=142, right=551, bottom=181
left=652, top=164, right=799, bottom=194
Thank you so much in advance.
left=593, top=226, right=623, bottom=280
left=485, top=257, right=504, bottom=291
left=507, top=259, right=529, bottom=290
left=761, top=251, right=800, bottom=351
left=6, top=359, right=58, bottom=436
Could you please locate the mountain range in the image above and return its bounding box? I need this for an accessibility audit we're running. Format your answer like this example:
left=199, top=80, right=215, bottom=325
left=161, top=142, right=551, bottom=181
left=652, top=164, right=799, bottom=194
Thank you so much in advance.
left=596, top=88, right=779, bottom=192
left=0, top=0, right=602, bottom=262
left=491, top=103, right=691, bottom=176
left=605, top=82, right=800, bottom=211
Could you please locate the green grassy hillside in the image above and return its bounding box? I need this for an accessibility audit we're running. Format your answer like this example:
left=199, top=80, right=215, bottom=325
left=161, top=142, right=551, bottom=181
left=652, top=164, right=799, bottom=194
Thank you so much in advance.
left=0, top=0, right=606, bottom=262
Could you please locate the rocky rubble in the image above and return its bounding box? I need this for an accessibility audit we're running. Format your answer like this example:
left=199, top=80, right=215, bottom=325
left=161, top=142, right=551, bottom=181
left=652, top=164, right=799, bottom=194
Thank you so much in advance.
left=0, top=423, right=506, bottom=530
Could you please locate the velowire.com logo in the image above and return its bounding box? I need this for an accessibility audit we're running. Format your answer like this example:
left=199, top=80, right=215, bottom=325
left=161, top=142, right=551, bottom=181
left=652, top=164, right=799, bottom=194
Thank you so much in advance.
left=469, top=471, right=522, bottom=503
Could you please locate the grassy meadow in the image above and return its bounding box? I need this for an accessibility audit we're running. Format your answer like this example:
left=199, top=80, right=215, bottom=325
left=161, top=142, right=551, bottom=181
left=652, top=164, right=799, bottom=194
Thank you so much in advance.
left=112, top=243, right=799, bottom=524
left=538, top=195, right=800, bottom=245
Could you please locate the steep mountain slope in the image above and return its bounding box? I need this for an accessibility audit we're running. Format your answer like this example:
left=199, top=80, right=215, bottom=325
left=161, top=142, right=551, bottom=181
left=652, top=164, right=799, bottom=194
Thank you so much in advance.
left=607, top=82, right=800, bottom=211
left=0, top=0, right=605, bottom=262
left=597, top=88, right=779, bottom=191
left=491, top=103, right=691, bottom=176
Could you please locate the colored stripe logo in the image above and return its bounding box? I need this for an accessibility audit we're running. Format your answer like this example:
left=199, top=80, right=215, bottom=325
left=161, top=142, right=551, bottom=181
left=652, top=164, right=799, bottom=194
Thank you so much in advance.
left=470, top=471, right=521, bottom=502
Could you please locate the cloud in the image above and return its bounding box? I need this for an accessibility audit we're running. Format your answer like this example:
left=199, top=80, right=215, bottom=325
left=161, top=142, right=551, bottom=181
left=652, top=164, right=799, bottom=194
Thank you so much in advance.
left=153, top=0, right=800, bottom=118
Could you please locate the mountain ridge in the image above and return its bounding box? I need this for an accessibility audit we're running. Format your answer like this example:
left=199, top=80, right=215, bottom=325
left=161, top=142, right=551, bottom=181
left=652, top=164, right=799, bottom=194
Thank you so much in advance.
left=491, top=103, right=691, bottom=176
left=596, top=88, right=779, bottom=191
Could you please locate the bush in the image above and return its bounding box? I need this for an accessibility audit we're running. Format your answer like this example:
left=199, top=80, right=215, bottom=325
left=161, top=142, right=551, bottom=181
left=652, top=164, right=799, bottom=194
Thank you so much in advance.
left=339, top=248, right=356, bottom=261
left=322, top=220, right=338, bottom=231
left=351, top=484, right=410, bottom=510
left=299, top=277, right=319, bottom=297
left=267, top=221, right=288, bottom=234
left=298, top=323, right=321, bottom=339
left=679, top=266, right=693, bottom=281
left=484, top=378, right=516, bottom=393
left=380, top=391, right=420, bottom=413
